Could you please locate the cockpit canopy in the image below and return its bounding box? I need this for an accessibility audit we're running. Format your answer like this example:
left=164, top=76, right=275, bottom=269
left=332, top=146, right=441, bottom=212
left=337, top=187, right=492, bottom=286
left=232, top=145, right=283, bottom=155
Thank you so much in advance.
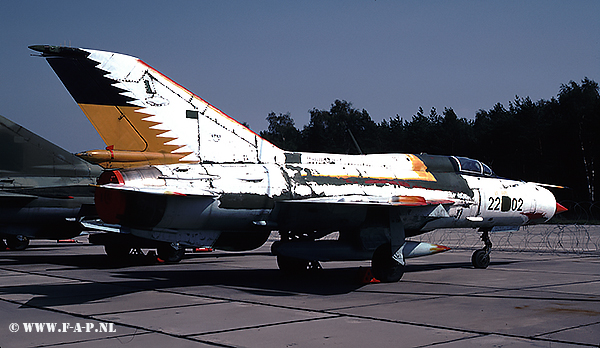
left=452, top=156, right=495, bottom=176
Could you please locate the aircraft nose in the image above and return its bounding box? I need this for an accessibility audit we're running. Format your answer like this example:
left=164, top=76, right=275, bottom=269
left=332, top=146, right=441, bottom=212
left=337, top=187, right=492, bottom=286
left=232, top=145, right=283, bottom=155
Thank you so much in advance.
left=556, top=202, right=568, bottom=214
left=534, top=185, right=568, bottom=223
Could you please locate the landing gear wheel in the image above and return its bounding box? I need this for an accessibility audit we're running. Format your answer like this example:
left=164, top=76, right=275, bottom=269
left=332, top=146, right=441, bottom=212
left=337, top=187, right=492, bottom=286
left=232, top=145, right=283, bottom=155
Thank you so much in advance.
left=0, top=239, right=7, bottom=250
left=157, top=243, right=185, bottom=263
left=104, top=243, right=133, bottom=260
left=471, top=249, right=490, bottom=269
left=472, top=229, right=492, bottom=269
left=6, top=235, right=30, bottom=251
left=371, top=243, right=405, bottom=282
left=276, top=255, right=314, bottom=273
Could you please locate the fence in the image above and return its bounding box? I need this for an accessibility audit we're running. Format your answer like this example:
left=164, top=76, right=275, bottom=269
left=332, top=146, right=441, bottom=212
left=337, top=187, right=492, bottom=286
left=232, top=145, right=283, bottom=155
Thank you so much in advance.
left=270, top=202, right=600, bottom=254
left=410, top=201, right=600, bottom=254
left=551, top=201, right=600, bottom=224
left=411, top=224, right=600, bottom=254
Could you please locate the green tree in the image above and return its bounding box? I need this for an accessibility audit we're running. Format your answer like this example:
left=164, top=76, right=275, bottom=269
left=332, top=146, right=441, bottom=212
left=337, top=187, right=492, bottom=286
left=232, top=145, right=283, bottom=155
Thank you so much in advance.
left=555, top=78, right=600, bottom=201
left=301, top=100, right=378, bottom=154
left=260, top=112, right=302, bottom=151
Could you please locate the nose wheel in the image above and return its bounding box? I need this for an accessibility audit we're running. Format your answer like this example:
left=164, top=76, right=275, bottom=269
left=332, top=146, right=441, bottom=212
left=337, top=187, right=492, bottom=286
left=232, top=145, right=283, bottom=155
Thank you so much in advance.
left=472, top=229, right=492, bottom=269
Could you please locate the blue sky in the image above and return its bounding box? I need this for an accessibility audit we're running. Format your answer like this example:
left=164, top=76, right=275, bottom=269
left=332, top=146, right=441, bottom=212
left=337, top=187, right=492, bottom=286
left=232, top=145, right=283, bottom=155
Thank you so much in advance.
left=1, top=1, right=598, bottom=152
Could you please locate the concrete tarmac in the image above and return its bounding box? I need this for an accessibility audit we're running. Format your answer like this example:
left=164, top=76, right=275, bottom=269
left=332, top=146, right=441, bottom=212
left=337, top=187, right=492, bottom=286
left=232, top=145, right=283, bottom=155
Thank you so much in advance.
left=0, top=232, right=599, bottom=347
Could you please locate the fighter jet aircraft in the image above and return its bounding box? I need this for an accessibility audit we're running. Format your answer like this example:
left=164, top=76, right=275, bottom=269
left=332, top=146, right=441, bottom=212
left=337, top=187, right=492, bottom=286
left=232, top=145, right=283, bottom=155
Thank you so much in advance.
left=30, top=45, right=566, bottom=281
left=0, top=114, right=102, bottom=250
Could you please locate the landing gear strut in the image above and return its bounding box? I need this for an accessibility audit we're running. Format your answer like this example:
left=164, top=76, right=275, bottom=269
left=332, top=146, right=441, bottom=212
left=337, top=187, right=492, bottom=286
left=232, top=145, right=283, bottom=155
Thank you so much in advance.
left=471, top=229, right=492, bottom=269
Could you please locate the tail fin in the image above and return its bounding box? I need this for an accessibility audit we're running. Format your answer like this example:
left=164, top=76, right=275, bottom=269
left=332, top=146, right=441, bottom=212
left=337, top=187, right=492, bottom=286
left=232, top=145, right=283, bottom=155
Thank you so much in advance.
left=30, top=45, right=283, bottom=167
left=0, top=114, right=97, bottom=177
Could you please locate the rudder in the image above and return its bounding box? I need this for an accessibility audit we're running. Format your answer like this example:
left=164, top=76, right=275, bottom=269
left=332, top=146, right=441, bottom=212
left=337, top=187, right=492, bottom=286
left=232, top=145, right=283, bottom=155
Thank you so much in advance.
left=30, top=45, right=282, bottom=167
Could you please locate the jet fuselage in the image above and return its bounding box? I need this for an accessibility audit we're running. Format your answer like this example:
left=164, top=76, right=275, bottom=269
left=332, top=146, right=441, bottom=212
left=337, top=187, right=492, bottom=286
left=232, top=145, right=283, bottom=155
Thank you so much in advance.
left=94, top=152, right=558, bottom=252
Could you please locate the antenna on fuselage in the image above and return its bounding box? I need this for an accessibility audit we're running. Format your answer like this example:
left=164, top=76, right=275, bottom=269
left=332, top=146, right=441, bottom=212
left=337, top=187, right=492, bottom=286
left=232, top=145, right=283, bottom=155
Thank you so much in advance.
left=347, top=129, right=363, bottom=155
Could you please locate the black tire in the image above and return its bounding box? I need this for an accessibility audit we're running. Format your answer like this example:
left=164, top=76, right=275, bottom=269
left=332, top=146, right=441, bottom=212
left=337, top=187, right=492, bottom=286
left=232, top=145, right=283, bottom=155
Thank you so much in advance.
left=471, top=249, right=490, bottom=269
left=6, top=235, right=29, bottom=251
left=276, top=255, right=310, bottom=274
left=371, top=242, right=405, bottom=282
left=157, top=243, right=185, bottom=263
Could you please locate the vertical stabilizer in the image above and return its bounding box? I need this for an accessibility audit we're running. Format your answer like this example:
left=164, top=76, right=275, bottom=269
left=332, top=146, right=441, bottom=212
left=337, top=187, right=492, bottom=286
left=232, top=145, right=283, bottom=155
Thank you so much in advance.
left=0, top=114, right=98, bottom=177
left=30, top=45, right=283, bottom=167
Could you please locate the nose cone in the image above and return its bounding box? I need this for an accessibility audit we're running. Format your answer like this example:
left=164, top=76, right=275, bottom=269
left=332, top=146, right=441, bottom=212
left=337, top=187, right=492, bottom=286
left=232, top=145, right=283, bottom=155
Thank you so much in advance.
left=555, top=203, right=568, bottom=214
left=524, top=185, right=559, bottom=224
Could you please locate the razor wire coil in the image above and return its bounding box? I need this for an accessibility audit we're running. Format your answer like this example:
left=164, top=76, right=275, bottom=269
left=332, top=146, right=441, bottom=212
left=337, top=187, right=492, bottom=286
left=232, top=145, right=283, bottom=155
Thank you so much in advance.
left=277, top=202, right=600, bottom=254
left=411, top=224, right=600, bottom=254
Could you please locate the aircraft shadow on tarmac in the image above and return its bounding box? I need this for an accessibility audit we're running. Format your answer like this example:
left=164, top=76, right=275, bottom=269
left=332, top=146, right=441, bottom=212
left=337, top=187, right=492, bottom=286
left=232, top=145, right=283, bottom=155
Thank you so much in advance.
left=0, top=250, right=515, bottom=310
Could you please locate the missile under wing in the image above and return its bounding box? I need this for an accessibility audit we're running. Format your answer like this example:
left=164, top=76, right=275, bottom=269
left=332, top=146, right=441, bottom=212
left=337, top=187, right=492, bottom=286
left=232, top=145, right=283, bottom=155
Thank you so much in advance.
left=0, top=114, right=103, bottom=250
left=31, top=45, right=566, bottom=281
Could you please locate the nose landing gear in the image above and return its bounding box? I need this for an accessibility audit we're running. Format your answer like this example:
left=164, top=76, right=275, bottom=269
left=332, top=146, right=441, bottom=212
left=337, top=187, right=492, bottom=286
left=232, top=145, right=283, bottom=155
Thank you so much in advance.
left=472, top=229, right=492, bottom=269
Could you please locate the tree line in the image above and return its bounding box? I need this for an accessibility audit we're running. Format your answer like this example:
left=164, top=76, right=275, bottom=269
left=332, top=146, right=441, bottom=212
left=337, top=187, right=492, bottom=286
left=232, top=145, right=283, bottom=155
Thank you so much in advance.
left=259, top=78, right=600, bottom=203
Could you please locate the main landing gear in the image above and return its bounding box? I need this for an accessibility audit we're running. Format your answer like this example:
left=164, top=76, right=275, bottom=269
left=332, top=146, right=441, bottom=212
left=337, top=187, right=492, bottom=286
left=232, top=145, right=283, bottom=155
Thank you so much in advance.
left=274, top=230, right=323, bottom=274
left=91, top=233, right=185, bottom=264
left=276, top=255, right=322, bottom=274
left=157, top=243, right=185, bottom=263
left=472, top=229, right=492, bottom=269
left=371, top=242, right=405, bottom=282
left=104, top=242, right=185, bottom=263
left=372, top=215, right=407, bottom=282
left=3, top=235, right=30, bottom=251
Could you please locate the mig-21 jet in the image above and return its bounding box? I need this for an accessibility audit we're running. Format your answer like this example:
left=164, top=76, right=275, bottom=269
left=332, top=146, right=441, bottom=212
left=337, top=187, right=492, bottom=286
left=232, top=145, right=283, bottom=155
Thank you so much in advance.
left=0, top=114, right=102, bottom=250
left=30, top=45, right=566, bottom=281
